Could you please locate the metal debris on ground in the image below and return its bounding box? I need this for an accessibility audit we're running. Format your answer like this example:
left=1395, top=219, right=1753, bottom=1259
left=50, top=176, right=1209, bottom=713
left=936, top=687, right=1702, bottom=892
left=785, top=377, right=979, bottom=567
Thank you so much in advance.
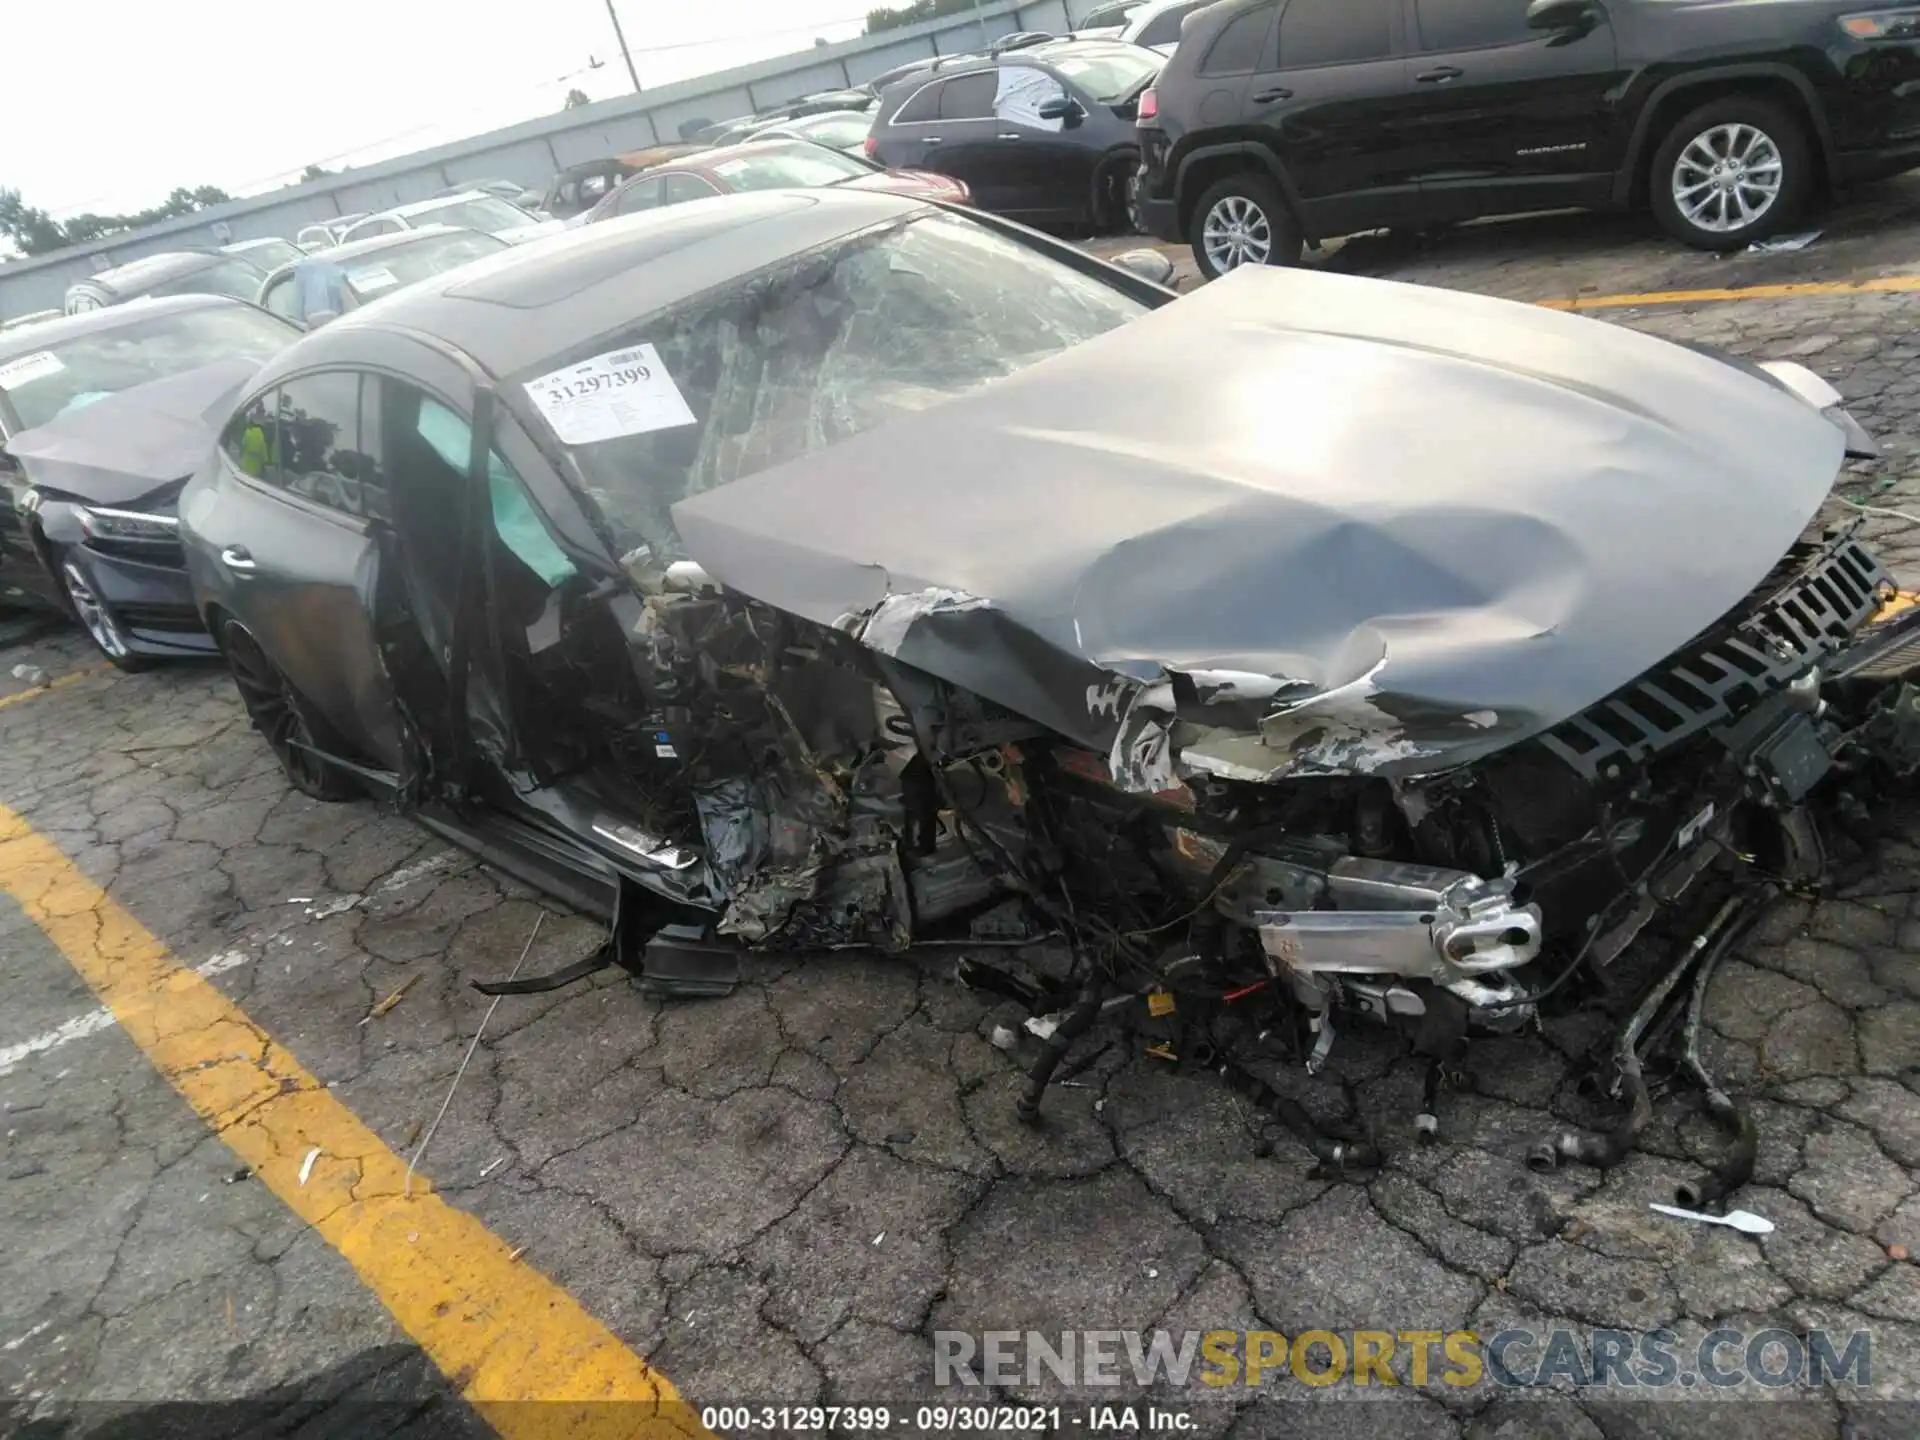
left=1746, top=230, right=1822, bottom=253
left=405, top=912, right=544, bottom=1196
left=360, top=974, right=420, bottom=1024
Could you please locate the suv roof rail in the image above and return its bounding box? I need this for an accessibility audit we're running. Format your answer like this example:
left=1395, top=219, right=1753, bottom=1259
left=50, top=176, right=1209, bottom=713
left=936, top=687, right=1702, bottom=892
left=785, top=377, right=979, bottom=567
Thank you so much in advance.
left=989, top=31, right=1055, bottom=54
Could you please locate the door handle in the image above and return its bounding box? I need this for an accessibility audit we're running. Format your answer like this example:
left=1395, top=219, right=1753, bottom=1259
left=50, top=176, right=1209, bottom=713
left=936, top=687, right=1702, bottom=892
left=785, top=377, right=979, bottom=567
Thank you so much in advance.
left=220, top=545, right=257, bottom=574
left=1250, top=87, right=1293, bottom=104
left=921, top=136, right=942, bottom=144
left=998, top=133, right=1021, bottom=141
left=1415, top=66, right=1463, bottom=83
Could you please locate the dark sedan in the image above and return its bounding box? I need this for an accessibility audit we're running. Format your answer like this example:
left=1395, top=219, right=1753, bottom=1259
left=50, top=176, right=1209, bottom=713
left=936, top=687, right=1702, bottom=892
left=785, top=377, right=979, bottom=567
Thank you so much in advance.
left=63, top=250, right=273, bottom=315
left=0, top=297, right=298, bottom=665
left=256, top=225, right=510, bottom=329
left=175, top=190, right=1920, bottom=1189
left=581, top=140, right=969, bottom=223
left=866, top=39, right=1160, bottom=228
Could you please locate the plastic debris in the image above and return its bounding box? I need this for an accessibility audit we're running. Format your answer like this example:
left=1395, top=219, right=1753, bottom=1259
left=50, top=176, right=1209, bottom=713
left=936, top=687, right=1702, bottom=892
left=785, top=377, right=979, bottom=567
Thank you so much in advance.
left=8, top=665, right=46, bottom=688
left=297, top=1147, right=321, bottom=1187
left=479, top=1156, right=507, bottom=1179
left=872, top=1231, right=886, bottom=1246
left=1890, top=1243, right=1910, bottom=1261
left=285, top=897, right=313, bottom=905
left=1648, top=1202, right=1773, bottom=1234
left=989, top=1024, right=1020, bottom=1051
left=361, top=974, right=420, bottom=1024
left=1745, top=230, right=1820, bottom=254
left=1023, top=1014, right=1061, bottom=1041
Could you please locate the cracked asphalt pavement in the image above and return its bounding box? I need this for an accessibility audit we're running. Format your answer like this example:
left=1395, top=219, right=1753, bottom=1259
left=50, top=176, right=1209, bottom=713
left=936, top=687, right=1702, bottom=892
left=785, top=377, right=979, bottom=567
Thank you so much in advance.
left=8, top=185, right=1920, bottom=1439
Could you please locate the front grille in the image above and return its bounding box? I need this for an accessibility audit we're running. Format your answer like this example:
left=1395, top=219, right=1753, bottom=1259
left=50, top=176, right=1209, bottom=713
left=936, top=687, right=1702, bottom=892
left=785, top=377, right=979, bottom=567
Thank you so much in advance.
left=1540, top=536, right=1887, bottom=779
left=86, top=538, right=184, bottom=568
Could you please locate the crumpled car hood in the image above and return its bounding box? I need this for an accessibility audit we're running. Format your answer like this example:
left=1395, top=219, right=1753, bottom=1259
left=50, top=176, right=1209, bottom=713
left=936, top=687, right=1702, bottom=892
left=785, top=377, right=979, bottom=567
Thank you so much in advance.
left=672, top=265, right=1846, bottom=786
left=4, top=355, right=262, bottom=505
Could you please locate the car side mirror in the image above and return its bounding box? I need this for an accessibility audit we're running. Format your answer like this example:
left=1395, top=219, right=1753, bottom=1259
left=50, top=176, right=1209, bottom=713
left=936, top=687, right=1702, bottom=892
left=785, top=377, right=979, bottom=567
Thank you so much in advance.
left=1036, top=95, right=1079, bottom=122
left=1526, top=0, right=1597, bottom=30
left=1110, top=248, right=1175, bottom=286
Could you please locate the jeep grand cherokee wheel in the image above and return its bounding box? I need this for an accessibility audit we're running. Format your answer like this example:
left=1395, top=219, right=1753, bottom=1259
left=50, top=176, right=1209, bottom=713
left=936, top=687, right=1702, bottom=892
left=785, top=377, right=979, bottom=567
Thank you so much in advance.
left=1189, top=173, right=1301, bottom=281
left=1651, top=97, right=1811, bottom=251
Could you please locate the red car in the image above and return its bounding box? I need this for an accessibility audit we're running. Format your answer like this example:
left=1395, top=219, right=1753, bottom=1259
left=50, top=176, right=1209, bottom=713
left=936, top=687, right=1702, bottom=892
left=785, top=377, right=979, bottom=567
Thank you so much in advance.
left=581, top=139, right=968, bottom=224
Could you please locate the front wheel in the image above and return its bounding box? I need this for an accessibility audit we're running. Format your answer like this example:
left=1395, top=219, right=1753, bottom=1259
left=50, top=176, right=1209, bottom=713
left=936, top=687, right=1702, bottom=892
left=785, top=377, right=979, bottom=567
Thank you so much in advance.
left=1649, top=97, right=1812, bottom=250
left=219, top=618, right=358, bottom=801
left=1188, top=172, right=1301, bottom=281
left=57, top=550, right=147, bottom=672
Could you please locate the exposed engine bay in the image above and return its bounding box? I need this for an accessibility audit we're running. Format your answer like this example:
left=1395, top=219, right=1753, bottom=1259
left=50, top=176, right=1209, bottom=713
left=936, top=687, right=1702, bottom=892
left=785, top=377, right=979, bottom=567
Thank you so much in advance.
left=469, top=509, right=1920, bottom=1205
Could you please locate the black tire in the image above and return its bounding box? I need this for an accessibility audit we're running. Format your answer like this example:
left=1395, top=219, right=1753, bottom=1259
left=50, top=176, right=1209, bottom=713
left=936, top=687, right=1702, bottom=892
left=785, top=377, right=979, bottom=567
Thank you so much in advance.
left=54, top=548, right=149, bottom=672
left=1187, top=171, right=1302, bottom=281
left=218, top=618, right=359, bottom=802
left=1648, top=96, right=1811, bottom=251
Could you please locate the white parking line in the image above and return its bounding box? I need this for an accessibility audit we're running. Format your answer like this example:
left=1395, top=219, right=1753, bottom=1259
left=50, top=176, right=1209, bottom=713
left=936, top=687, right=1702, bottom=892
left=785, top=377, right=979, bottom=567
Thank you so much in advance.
left=0, top=947, right=250, bottom=1078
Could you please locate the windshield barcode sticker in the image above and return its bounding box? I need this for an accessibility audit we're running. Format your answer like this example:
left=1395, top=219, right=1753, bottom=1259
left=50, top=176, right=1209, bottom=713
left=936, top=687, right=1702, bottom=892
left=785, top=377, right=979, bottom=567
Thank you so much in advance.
left=523, top=342, right=695, bottom=445
left=349, top=265, right=399, bottom=292
left=0, top=350, right=64, bottom=388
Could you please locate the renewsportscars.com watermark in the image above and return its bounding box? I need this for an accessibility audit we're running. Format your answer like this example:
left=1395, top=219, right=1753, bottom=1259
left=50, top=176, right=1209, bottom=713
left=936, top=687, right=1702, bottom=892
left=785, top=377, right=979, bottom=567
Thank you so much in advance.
left=934, top=1328, right=1873, bottom=1392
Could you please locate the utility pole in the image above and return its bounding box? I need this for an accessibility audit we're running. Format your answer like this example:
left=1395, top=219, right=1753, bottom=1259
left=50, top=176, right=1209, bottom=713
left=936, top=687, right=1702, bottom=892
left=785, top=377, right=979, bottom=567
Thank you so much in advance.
left=604, top=0, right=642, bottom=93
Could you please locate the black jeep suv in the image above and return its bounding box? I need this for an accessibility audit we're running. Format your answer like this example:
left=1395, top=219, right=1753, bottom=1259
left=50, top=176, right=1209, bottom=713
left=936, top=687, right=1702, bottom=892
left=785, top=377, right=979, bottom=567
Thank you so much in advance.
left=1136, top=0, right=1920, bottom=278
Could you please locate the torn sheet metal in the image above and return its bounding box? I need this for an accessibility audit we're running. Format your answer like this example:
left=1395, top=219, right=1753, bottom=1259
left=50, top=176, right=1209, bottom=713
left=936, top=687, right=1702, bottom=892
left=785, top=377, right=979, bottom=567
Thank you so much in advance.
left=673, top=265, right=1843, bottom=783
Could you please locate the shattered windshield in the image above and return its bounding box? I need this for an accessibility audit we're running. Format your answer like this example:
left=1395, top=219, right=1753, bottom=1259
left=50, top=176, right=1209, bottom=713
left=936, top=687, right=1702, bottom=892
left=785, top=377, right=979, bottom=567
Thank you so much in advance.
left=523, top=212, right=1150, bottom=562
left=0, top=307, right=294, bottom=430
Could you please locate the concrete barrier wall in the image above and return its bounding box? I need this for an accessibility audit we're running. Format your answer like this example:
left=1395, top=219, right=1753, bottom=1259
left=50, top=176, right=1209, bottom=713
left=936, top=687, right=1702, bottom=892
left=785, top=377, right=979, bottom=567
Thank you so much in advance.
left=0, top=0, right=1092, bottom=320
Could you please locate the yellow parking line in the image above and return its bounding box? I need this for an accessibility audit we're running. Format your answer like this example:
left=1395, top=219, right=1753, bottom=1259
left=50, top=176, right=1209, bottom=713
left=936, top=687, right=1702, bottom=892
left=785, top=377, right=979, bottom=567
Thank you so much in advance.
left=0, top=802, right=706, bottom=1440
left=1537, top=274, right=1920, bottom=312
left=0, top=669, right=94, bottom=711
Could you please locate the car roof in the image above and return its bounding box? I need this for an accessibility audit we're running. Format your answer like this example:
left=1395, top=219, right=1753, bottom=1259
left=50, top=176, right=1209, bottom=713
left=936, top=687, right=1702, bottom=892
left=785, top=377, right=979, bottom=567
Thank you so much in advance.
left=253, top=189, right=932, bottom=385
left=224, top=237, right=296, bottom=253
left=83, top=250, right=226, bottom=290
left=0, top=294, right=248, bottom=361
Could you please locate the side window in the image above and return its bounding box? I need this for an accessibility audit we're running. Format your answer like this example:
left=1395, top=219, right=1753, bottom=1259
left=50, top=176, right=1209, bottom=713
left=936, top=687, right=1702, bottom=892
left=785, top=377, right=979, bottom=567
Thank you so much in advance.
left=995, top=67, right=1069, bottom=130
left=1199, top=3, right=1275, bottom=75
left=1275, top=0, right=1394, bottom=67
left=893, top=80, right=944, bottom=123
left=664, top=173, right=721, bottom=204
left=1137, top=1, right=1199, bottom=49
left=1413, top=0, right=1535, bottom=51
left=938, top=72, right=998, bottom=120
left=276, top=372, right=366, bottom=514
left=223, top=390, right=279, bottom=482
left=262, top=275, right=299, bottom=322
left=614, top=176, right=666, bottom=215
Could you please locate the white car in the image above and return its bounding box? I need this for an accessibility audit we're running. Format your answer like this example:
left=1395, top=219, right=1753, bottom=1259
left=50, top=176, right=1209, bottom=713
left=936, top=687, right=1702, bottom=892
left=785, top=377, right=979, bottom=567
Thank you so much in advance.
left=1116, top=0, right=1210, bottom=55
left=337, top=190, right=563, bottom=247
left=1071, top=0, right=1147, bottom=39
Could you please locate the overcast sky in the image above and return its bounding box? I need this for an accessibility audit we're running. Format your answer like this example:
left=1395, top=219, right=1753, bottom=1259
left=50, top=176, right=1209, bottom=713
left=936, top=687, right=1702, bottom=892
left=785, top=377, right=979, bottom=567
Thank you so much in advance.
left=1, top=0, right=883, bottom=218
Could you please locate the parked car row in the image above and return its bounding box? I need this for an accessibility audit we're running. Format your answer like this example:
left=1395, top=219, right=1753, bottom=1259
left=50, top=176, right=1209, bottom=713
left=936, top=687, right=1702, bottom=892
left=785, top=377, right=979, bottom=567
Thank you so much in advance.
left=1134, top=0, right=1920, bottom=276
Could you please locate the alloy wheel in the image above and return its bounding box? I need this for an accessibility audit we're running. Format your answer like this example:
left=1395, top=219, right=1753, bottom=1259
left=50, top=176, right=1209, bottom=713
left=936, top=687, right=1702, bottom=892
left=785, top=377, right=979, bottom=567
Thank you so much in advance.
left=223, top=626, right=335, bottom=795
left=60, top=559, right=130, bottom=661
left=1201, top=194, right=1272, bottom=272
left=1670, top=122, right=1783, bottom=234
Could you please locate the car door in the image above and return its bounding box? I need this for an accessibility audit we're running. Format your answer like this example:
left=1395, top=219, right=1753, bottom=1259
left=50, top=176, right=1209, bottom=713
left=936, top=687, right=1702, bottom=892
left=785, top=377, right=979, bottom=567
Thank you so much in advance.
left=607, top=174, right=667, bottom=218
left=199, top=369, right=404, bottom=771
left=1398, top=0, right=1624, bottom=219
left=1246, top=0, right=1415, bottom=235
left=990, top=65, right=1091, bottom=219
left=887, top=71, right=1009, bottom=207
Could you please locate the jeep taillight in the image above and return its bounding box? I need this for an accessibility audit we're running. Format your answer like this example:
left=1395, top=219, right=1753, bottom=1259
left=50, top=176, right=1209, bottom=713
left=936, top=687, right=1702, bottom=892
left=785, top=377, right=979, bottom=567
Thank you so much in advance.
left=1138, top=88, right=1158, bottom=124
left=1842, top=8, right=1920, bottom=38
left=864, top=135, right=878, bottom=157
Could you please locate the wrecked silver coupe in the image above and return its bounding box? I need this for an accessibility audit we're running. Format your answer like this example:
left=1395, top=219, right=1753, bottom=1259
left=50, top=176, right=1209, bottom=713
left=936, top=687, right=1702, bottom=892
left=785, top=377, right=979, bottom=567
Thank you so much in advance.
left=181, top=190, right=1920, bottom=1199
